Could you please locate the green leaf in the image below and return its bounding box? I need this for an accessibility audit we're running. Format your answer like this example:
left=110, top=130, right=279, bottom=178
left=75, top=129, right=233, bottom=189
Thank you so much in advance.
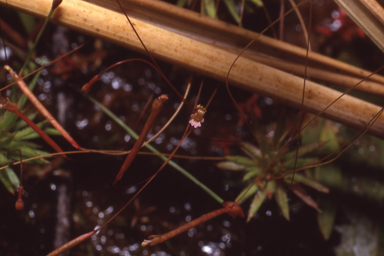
left=248, top=0, right=263, bottom=7
left=8, top=140, right=37, bottom=150
left=242, top=169, right=257, bottom=181
left=285, top=173, right=329, bottom=193
left=6, top=167, right=20, bottom=188
left=315, top=164, right=343, bottom=188
left=235, top=183, right=258, bottom=205
left=18, top=12, right=36, bottom=33
left=266, top=179, right=276, bottom=197
left=14, top=113, right=38, bottom=130
left=0, top=153, right=11, bottom=166
left=203, top=0, right=217, bottom=19
left=226, top=155, right=258, bottom=166
left=176, top=0, right=188, bottom=7
left=0, top=111, right=19, bottom=132
left=240, top=142, right=262, bottom=161
left=301, top=115, right=324, bottom=145
left=43, top=128, right=61, bottom=136
left=284, top=141, right=325, bottom=161
left=7, top=144, right=49, bottom=164
left=14, top=120, right=47, bottom=140
left=317, top=195, right=336, bottom=240
left=14, top=127, right=59, bottom=141
left=247, top=183, right=269, bottom=222
left=216, top=161, right=247, bottom=171
left=0, top=131, right=16, bottom=148
left=283, top=157, right=319, bottom=169
left=290, top=183, right=321, bottom=212
left=0, top=167, right=19, bottom=195
left=319, top=121, right=340, bottom=154
left=242, top=166, right=262, bottom=181
left=222, top=0, right=240, bottom=23
left=275, top=182, right=290, bottom=221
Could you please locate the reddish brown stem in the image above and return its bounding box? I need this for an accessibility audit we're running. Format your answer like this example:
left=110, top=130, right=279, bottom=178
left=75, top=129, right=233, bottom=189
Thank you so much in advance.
left=134, top=92, right=155, bottom=131
left=15, top=186, right=24, bottom=211
left=0, top=97, right=67, bottom=158
left=4, top=65, right=85, bottom=151
left=142, top=201, right=244, bottom=247
left=112, top=94, right=168, bottom=185
left=46, top=230, right=98, bottom=256
left=12, top=149, right=24, bottom=211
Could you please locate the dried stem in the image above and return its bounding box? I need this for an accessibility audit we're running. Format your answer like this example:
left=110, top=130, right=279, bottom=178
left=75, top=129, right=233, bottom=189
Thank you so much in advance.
left=5, top=65, right=85, bottom=150
left=113, top=95, right=168, bottom=185
left=0, top=97, right=66, bottom=157
left=142, top=202, right=244, bottom=246
left=46, top=230, right=98, bottom=256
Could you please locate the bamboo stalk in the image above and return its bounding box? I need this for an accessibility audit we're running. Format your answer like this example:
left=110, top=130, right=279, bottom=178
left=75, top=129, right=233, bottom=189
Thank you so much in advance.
left=1, top=0, right=384, bottom=138
left=360, top=0, right=384, bottom=26
left=95, top=0, right=384, bottom=83
left=334, top=0, right=384, bottom=52
left=247, top=53, right=384, bottom=96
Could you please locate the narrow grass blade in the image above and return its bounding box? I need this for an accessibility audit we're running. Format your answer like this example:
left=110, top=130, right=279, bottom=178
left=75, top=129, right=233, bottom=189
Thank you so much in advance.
left=216, top=161, right=247, bottom=171
left=284, top=173, right=329, bottom=193
left=247, top=186, right=267, bottom=222
left=236, top=182, right=258, bottom=205
left=317, top=195, right=336, bottom=240
left=290, top=183, right=321, bottom=212
left=0, top=167, right=19, bottom=194
left=275, top=182, right=290, bottom=221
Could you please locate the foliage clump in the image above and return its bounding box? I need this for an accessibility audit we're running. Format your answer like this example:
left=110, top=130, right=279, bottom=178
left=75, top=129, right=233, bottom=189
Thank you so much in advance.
left=217, top=115, right=343, bottom=238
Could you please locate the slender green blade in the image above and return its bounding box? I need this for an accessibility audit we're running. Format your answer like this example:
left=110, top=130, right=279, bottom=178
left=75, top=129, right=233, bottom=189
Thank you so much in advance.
left=216, top=161, right=247, bottom=171
left=0, top=167, right=19, bottom=195
left=203, top=0, right=217, bottom=18
left=236, top=182, right=258, bottom=205
left=14, top=120, right=47, bottom=140
left=222, top=0, right=240, bottom=23
left=176, top=0, right=188, bottom=7
left=275, top=182, right=290, bottom=221
left=240, top=142, right=262, bottom=161
left=247, top=185, right=267, bottom=222
left=285, top=173, right=329, bottom=193
left=317, top=195, right=336, bottom=240
left=226, top=155, right=258, bottom=166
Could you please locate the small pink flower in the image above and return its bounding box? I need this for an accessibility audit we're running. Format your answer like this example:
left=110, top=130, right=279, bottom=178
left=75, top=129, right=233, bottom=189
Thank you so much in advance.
left=189, top=114, right=204, bottom=128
